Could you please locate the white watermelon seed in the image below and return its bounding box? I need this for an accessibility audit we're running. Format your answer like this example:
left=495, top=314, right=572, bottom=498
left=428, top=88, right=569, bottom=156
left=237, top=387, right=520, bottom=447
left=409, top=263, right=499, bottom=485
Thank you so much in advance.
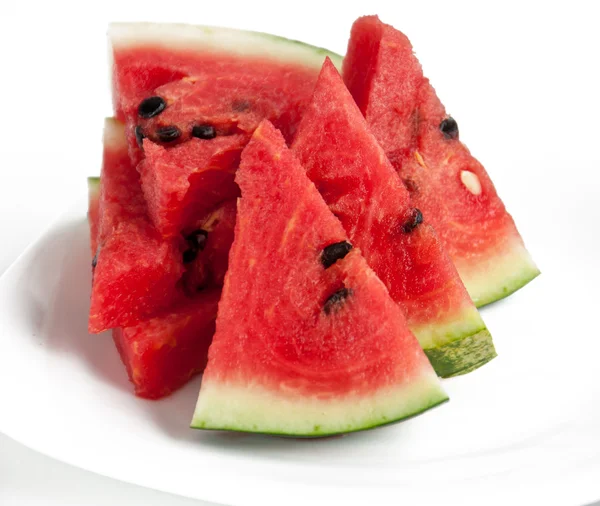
left=460, top=170, right=482, bottom=195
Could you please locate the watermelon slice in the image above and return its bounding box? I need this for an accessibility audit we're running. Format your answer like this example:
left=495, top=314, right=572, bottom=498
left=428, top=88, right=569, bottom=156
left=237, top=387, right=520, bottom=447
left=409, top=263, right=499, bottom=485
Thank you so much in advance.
left=88, top=174, right=221, bottom=399
left=88, top=119, right=184, bottom=333
left=292, top=59, right=494, bottom=377
left=343, top=16, right=539, bottom=306
left=110, top=23, right=342, bottom=236
left=112, top=290, right=220, bottom=399
left=191, top=120, right=447, bottom=436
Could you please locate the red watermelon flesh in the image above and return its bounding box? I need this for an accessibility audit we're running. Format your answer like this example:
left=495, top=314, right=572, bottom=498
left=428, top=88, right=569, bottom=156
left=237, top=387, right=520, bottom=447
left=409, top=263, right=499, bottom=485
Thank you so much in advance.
left=134, top=71, right=323, bottom=236
left=191, top=120, right=447, bottom=436
left=112, top=289, right=220, bottom=400
left=110, top=23, right=342, bottom=236
left=181, top=199, right=237, bottom=294
left=139, top=134, right=245, bottom=238
left=343, top=16, right=539, bottom=306
left=87, top=167, right=222, bottom=399
left=136, top=72, right=314, bottom=145
left=292, top=59, right=493, bottom=377
left=110, top=23, right=341, bottom=124
left=89, top=119, right=184, bottom=333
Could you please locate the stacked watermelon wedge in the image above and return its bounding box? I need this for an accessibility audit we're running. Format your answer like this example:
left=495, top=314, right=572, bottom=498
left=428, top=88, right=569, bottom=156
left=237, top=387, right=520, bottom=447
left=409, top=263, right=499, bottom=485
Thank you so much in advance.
left=86, top=18, right=538, bottom=435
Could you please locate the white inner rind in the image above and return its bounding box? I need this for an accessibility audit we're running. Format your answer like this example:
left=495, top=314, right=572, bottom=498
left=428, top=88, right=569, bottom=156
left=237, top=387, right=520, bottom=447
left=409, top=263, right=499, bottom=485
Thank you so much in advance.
left=191, top=368, right=447, bottom=436
left=457, top=238, right=540, bottom=307
left=109, top=23, right=343, bottom=71
left=87, top=177, right=100, bottom=194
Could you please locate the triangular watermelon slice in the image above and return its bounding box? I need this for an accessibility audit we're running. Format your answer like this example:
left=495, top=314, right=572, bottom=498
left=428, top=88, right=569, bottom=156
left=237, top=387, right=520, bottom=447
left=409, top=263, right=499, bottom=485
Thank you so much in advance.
left=292, top=59, right=494, bottom=377
left=343, top=16, right=539, bottom=306
left=191, top=120, right=447, bottom=436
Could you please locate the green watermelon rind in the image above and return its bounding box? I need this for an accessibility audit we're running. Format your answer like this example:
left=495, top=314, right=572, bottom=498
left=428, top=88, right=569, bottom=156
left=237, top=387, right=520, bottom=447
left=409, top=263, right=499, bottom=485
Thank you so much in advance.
left=409, top=303, right=495, bottom=377
left=191, top=373, right=448, bottom=437
left=424, top=328, right=496, bottom=378
left=109, top=23, right=343, bottom=71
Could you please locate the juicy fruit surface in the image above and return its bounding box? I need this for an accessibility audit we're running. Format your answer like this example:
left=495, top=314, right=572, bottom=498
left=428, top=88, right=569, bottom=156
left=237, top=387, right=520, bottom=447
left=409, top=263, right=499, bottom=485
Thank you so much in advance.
left=343, top=16, right=539, bottom=306
left=89, top=119, right=184, bottom=333
left=113, top=289, right=220, bottom=399
left=292, top=59, right=494, bottom=376
left=192, top=120, right=447, bottom=435
left=110, top=23, right=343, bottom=121
left=140, top=134, right=245, bottom=238
left=137, top=72, right=318, bottom=146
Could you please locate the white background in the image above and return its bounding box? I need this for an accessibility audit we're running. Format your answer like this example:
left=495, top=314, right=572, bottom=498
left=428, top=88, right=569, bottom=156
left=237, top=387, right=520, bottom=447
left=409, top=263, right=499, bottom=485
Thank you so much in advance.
left=1, top=0, right=599, bottom=504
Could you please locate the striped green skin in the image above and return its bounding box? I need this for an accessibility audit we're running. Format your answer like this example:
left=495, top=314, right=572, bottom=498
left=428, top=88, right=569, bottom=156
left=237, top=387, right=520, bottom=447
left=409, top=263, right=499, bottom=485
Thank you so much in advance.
left=192, top=374, right=448, bottom=437
left=425, top=329, right=496, bottom=378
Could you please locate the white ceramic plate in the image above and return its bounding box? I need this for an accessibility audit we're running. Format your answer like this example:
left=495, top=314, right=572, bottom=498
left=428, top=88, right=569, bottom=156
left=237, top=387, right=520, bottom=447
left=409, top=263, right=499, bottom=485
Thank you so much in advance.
left=1, top=161, right=599, bottom=506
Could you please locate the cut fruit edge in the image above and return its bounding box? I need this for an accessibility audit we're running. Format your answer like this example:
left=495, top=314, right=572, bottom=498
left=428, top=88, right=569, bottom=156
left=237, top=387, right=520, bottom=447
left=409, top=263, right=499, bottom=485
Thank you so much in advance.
left=109, top=23, right=343, bottom=71
left=191, top=368, right=448, bottom=436
left=424, top=328, right=496, bottom=378
left=411, top=305, right=495, bottom=378
left=457, top=238, right=540, bottom=308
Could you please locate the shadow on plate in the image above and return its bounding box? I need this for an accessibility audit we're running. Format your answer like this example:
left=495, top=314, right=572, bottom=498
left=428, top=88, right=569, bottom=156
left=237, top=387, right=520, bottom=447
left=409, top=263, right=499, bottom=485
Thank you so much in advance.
left=21, top=218, right=131, bottom=394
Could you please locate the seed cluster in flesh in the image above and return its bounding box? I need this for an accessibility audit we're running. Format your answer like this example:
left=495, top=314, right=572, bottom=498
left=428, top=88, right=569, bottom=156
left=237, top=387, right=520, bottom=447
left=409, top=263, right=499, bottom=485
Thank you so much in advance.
left=135, top=95, right=222, bottom=148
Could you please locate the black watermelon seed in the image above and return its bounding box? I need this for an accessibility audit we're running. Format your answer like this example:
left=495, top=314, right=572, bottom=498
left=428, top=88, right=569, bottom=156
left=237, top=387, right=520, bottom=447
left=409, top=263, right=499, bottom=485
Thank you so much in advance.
left=183, top=229, right=208, bottom=264
left=134, top=126, right=145, bottom=148
left=321, top=241, right=353, bottom=269
left=156, top=125, right=182, bottom=143
left=232, top=99, right=251, bottom=112
left=192, top=124, right=217, bottom=140
left=138, top=96, right=166, bottom=119
left=183, top=249, right=198, bottom=264
left=440, top=117, right=459, bottom=140
left=91, top=252, right=98, bottom=268
left=186, top=229, right=208, bottom=251
left=324, top=288, right=352, bottom=315
left=402, top=178, right=419, bottom=193
left=402, top=208, right=424, bottom=233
